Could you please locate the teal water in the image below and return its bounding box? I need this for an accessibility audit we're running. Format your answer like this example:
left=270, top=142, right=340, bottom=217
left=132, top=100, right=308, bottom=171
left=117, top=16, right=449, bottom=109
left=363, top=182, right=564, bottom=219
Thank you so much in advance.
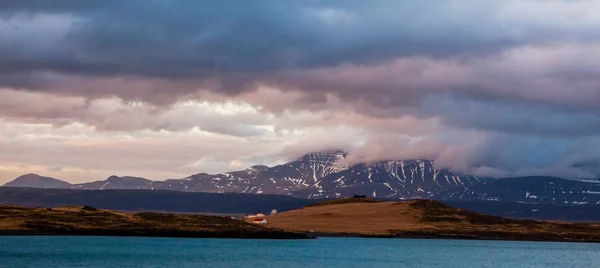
left=1, top=236, right=599, bottom=267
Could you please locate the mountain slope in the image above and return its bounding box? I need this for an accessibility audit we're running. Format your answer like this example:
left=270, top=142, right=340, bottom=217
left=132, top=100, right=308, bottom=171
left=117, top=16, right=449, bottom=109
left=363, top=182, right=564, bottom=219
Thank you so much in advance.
left=73, top=176, right=154, bottom=190
left=436, top=176, right=600, bottom=205
left=295, top=160, right=491, bottom=199
left=155, top=152, right=485, bottom=199
left=3, top=174, right=72, bottom=189
left=167, top=151, right=348, bottom=195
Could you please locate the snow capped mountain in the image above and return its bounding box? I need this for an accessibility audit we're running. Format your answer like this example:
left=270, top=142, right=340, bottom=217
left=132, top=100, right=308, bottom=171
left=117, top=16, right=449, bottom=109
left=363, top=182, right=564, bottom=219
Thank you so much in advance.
left=437, top=176, right=600, bottom=205
left=146, top=151, right=486, bottom=199
left=169, top=151, right=349, bottom=194
left=1, top=151, right=489, bottom=199
left=294, top=160, right=490, bottom=199
left=6, top=153, right=600, bottom=207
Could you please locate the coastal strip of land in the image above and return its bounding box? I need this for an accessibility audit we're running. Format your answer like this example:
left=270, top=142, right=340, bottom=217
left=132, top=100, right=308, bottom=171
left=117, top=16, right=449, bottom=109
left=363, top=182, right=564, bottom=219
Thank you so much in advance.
left=260, top=198, right=600, bottom=243
left=4, top=198, right=600, bottom=243
left=0, top=204, right=310, bottom=239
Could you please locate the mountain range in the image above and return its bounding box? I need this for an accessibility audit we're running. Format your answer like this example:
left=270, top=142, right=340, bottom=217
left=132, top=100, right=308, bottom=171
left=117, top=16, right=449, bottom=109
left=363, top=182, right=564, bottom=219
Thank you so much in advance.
left=3, top=151, right=600, bottom=206
left=2, top=151, right=488, bottom=199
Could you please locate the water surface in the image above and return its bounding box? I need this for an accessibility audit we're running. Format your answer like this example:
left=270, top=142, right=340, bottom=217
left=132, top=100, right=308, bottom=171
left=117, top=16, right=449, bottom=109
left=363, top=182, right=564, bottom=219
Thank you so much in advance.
left=1, top=236, right=599, bottom=267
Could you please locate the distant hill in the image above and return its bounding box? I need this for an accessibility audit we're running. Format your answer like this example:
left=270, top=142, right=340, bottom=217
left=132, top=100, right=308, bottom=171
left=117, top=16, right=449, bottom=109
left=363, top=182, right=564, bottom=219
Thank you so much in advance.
left=444, top=200, right=600, bottom=222
left=72, top=176, right=154, bottom=190
left=436, top=176, right=600, bottom=205
left=3, top=174, right=72, bottom=189
left=3, top=175, right=156, bottom=191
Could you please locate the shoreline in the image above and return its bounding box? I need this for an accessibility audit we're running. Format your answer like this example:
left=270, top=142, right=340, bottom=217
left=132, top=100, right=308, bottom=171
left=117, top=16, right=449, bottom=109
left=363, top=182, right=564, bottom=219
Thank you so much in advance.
left=0, top=229, right=314, bottom=240
left=300, top=231, right=600, bottom=243
left=3, top=230, right=600, bottom=244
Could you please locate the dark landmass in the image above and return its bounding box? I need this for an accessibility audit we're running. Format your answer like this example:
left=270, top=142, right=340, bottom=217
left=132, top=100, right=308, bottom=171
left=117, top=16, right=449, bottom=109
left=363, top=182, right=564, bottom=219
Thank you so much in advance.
left=0, top=187, right=320, bottom=214
left=263, top=199, right=600, bottom=243
left=0, top=204, right=310, bottom=239
left=437, top=176, right=600, bottom=206
left=443, top=200, right=600, bottom=222
left=304, top=196, right=380, bottom=207
left=1, top=187, right=599, bottom=222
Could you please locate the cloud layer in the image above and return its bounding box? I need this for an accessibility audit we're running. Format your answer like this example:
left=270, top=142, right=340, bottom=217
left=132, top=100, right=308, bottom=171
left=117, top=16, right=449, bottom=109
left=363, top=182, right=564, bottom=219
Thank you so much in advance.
left=1, top=0, right=600, bottom=182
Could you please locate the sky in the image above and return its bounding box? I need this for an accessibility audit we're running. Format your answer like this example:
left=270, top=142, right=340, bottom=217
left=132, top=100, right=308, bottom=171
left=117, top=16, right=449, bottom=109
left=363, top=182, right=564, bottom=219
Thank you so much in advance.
left=1, top=0, right=600, bottom=183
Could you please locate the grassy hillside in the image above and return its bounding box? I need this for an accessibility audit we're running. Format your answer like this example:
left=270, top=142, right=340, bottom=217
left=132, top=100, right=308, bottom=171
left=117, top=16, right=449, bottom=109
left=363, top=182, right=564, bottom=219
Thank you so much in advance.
left=262, top=199, right=600, bottom=242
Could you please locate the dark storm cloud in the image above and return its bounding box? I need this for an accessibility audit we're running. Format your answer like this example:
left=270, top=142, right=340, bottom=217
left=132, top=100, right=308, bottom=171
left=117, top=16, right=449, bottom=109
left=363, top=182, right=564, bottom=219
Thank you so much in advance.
left=2, top=0, right=598, bottom=108
left=0, top=1, right=530, bottom=82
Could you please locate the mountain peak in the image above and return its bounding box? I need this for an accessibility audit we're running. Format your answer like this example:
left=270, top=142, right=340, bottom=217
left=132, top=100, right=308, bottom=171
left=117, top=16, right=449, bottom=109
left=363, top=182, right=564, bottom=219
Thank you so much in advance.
left=3, top=174, right=72, bottom=189
left=69, top=175, right=153, bottom=190
left=298, top=150, right=348, bottom=163
left=106, top=175, right=121, bottom=181
left=375, top=159, right=435, bottom=166
left=247, top=165, right=269, bottom=172
left=105, top=175, right=151, bottom=182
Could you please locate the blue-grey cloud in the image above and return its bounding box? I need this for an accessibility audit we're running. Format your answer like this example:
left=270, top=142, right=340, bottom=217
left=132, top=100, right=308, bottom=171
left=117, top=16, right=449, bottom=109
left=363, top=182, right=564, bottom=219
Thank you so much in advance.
left=1, top=1, right=579, bottom=81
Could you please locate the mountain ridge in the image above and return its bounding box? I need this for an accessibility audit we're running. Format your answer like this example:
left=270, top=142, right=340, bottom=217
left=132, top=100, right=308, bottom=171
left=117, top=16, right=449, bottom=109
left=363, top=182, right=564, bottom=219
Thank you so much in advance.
left=2, top=151, right=485, bottom=199
left=7, top=151, right=600, bottom=204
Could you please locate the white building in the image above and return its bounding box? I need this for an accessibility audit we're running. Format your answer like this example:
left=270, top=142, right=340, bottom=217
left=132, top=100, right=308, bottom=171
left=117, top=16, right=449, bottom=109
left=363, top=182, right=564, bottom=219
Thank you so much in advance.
left=270, top=209, right=278, bottom=215
left=253, top=218, right=268, bottom=225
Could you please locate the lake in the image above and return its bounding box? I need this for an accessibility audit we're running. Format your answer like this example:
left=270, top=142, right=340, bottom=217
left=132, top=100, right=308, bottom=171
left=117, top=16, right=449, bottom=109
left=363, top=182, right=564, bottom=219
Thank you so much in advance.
left=1, top=236, right=599, bottom=267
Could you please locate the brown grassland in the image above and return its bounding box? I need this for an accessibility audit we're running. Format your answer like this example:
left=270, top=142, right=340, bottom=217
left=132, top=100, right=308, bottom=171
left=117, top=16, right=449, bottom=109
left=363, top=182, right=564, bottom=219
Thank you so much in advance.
left=260, top=198, right=600, bottom=242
